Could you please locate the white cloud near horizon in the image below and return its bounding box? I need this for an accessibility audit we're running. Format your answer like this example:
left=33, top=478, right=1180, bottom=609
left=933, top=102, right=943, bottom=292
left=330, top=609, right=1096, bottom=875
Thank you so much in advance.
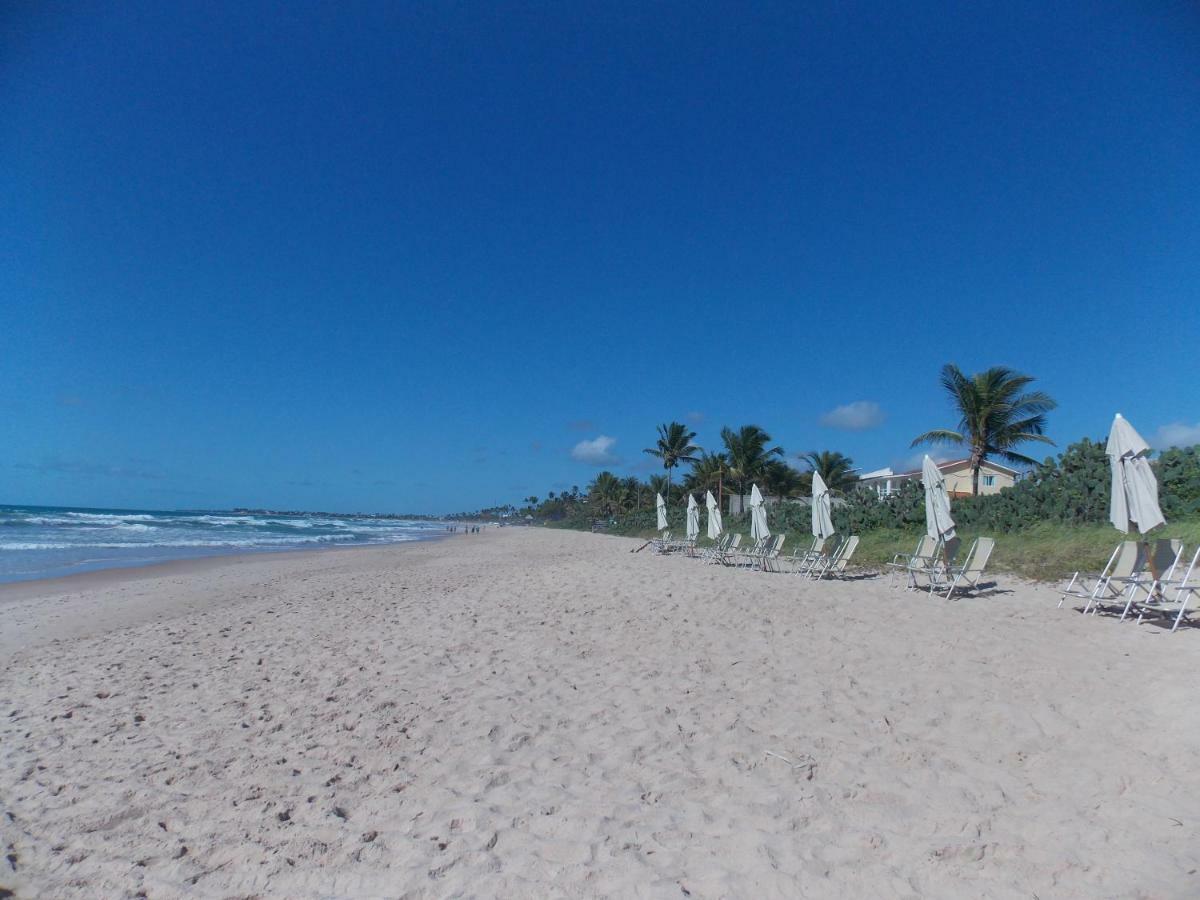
left=1155, top=421, right=1200, bottom=449
left=820, top=400, right=884, bottom=431
left=570, top=435, right=620, bottom=466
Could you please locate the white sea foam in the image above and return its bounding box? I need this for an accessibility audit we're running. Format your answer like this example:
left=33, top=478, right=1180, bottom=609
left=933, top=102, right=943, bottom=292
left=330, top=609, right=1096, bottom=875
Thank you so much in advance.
left=0, top=506, right=445, bottom=583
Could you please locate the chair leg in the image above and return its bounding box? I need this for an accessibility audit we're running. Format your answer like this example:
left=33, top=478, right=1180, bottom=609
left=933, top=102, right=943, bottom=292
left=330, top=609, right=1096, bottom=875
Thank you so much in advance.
left=1172, top=596, right=1190, bottom=633
left=1057, top=573, right=1079, bottom=609
left=944, top=576, right=962, bottom=600
left=1119, top=583, right=1143, bottom=622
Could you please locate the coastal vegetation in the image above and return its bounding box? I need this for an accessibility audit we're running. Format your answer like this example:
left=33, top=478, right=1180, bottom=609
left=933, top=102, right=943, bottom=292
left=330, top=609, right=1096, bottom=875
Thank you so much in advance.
left=464, top=365, right=1200, bottom=580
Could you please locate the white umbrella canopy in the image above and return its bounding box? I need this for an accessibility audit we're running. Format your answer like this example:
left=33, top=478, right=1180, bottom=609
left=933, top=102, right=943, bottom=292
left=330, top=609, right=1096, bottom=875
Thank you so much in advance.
left=749, top=483, right=770, bottom=540
left=811, top=471, right=835, bottom=540
left=686, top=493, right=700, bottom=540
left=655, top=493, right=669, bottom=532
left=1106, top=413, right=1165, bottom=534
left=922, top=455, right=956, bottom=541
left=705, top=491, right=723, bottom=539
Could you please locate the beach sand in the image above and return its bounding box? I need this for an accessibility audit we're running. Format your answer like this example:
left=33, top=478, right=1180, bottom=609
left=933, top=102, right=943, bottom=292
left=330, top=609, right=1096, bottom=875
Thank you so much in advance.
left=1, top=528, right=1197, bottom=898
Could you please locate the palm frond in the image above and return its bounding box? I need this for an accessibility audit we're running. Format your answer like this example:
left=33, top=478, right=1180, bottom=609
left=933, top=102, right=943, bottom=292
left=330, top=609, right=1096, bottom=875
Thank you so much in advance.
left=910, top=429, right=963, bottom=449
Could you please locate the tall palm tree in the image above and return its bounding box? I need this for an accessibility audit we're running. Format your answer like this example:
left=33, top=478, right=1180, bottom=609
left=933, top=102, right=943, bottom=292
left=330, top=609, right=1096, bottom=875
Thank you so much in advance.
left=801, top=450, right=858, bottom=495
left=721, top=425, right=784, bottom=499
left=911, top=364, right=1057, bottom=495
left=643, top=421, right=700, bottom=503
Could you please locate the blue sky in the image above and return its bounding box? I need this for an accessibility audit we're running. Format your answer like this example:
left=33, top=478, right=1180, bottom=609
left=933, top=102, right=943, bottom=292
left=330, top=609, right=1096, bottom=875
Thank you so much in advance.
left=2, top=1, right=1198, bottom=513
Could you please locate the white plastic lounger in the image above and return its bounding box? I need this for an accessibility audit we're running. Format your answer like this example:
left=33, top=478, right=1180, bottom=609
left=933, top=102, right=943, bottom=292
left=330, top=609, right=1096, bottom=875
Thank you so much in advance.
left=760, top=534, right=786, bottom=572
left=715, top=533, right=743, bottom=566
left=904, top=536, right=961, bottom=591
left=887, top=535, right=940, bottom=590
left=812, top=535, right=859, bottom=579
left=927, top=537, right=994, bottom=599
left=1084, top=540, right=1176, bottom=619
left=701, top=533, right=731, bottom=563
left=1059, top=541, right=1142, bottom=611
left=792, top=535, right=835, bottom=576
left=1134, top=546, right=1199, bottom=632
left=734, top=536, right=770, bottom=568
left=786, top=536, right=822, bottom=574
left=1118, top=539, right=1184, bottom=621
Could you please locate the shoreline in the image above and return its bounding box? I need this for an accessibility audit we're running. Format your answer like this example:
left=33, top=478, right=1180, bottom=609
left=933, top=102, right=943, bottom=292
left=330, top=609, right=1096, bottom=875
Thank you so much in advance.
left=0, top=534, right=449, bottom=601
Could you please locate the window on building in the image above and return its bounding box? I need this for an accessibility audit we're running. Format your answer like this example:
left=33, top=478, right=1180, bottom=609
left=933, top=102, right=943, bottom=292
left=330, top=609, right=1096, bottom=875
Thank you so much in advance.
left=982, top=474, right=996, bottom=487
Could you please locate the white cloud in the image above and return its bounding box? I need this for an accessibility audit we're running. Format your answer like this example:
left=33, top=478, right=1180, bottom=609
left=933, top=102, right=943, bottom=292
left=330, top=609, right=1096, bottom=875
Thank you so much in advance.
left=686, top=411, right=706, bottom=424
left=1154, top=421, right=1200, bottom=450
left=570, top=435, right=620, bottom=466
left=819, top=401, right=884, bottom=431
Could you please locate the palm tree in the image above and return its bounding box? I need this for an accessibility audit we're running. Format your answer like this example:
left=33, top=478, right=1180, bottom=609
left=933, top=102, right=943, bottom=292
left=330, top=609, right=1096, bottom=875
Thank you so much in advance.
left=643, top=422, right=700, bottom=503
left=587, top=472, right=624, bottom=517
left=721, top=425, right=784, bottom=500
left=801, top=450, right=858, bottom=495
left=621, top=476, right=643, bottom=511
left=911, top=364, right=1057, bottom=495
left=683, top=450, right=730, bottom=495
left=762, top=458, right=805, bottom=499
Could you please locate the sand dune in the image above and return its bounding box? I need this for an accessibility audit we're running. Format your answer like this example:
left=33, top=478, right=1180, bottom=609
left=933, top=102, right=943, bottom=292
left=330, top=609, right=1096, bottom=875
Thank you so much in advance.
left=1, top=529, right=1197, bottom=898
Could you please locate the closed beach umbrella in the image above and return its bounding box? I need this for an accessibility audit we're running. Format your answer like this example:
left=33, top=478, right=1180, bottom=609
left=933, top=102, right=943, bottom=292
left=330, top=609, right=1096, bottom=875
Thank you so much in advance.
left=1106, top=413, right=1165, bottom=534
left=811, top=471, right=835, bottom=540
left=749, top=483, right=770, bottom=540
left=655, top=492, right=668, bottom=532
left=686, top=493, right=700, bottom=540
left=705, top=490, right=723, bottom=539
left=921, top=455, right=956, bottom=542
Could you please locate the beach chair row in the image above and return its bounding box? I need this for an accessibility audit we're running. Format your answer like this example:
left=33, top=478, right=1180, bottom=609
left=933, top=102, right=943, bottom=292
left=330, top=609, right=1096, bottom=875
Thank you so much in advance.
left=690, top=532, right=860, bottom=579
left=884, top=534, right=996, bottom=600
left=1057, top=539, right=1199, bottom=633
left=662, top=530, right=997, bottom=598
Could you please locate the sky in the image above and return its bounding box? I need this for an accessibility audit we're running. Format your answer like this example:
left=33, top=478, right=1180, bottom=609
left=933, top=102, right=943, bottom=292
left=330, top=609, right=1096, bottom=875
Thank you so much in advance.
left=2, top=1, right=1198, bottom=514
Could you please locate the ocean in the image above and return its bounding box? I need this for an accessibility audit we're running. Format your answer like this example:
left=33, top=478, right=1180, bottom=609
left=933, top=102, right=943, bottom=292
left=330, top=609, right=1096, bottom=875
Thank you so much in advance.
left=0, top=505, right=446, bottom=584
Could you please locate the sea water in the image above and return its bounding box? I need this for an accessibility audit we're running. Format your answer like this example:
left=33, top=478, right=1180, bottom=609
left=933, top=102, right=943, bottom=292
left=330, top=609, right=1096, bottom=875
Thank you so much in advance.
left=0, top=505, right=445, bottom=583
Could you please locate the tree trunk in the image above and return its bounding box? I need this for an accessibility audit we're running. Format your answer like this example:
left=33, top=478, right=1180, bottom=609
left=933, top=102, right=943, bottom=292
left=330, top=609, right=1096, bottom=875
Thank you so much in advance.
left=970, top=450, right=983, bottom=496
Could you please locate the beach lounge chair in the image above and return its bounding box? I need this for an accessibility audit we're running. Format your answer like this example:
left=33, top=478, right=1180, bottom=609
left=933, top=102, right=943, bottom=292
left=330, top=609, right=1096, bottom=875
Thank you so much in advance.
left=812, top=535, right=859, bottom=579
left=760, top=534, right=786, bottom=572
left=714, top=533, right=743, bottom=566
left=784, top=538, right=810, bottom=573
left=1133, top=545, right=1200, bottom=632
left=1084, top=540, right=1176, bottom=619
left=735, top=536, right=770, bottom=568
left=788, top=535, right=831, bottom=575
left=887, top=535, right=948, bottom=590
left=669, top=534, right=698, bottom=556
left=800, top=535, right=843, bottom=577
left=926, top=537, right=995, bottom=599
left=701, top=533, right=731, bottom=563
left=1058, top=541, right=1141, bottom=610
left=904, top=536, right=963, bottom=593
left=1117, top=539, right=1184, bottom=621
